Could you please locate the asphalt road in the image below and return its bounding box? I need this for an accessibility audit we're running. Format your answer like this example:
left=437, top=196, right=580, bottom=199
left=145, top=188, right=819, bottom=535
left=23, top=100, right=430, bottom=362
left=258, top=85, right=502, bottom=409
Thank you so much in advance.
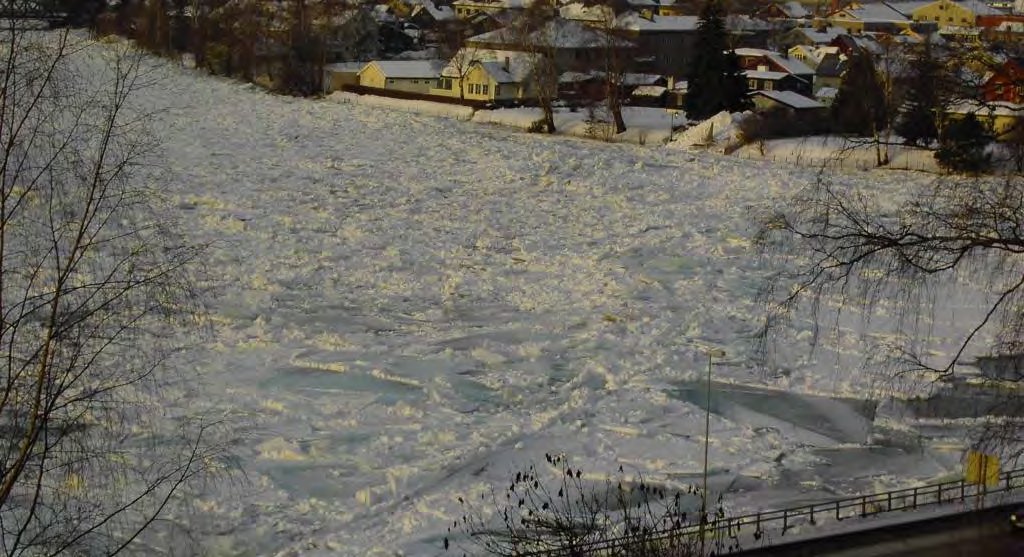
left=729, top=503, right=1024, bottom=557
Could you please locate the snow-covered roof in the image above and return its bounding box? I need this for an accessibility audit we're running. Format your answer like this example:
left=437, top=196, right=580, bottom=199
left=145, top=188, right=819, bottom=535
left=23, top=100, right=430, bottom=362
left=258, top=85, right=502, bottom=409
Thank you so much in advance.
left=839, top=2, right=910, bottom=21
left=753, top=89, right=825, bottom=109
left=782, top=1, right=810, bottom=17
left=744, top=69, right=791, bottom=80
left=409, top=0, right=455, bottom=21
left=621, top=73, right=664, bottom=85
left=816, top=86, right=839, bottom=99
left=632, top=85, right=668, bottom=96
left=958, top=0, right=1007, bottom=15
left=616, top=13, right=700, bottom=31
left=362, top=60, right=446, bottom=78
left=443, top=48, right=536, bottom=81
left=468, top=18, right=631, bottom=48
left=559, top=2, right=615, bottom=22
left=789, top=26, right=848, bottom=44
left=476, top=60, right=519, bottom=82
left=325, top=62, right=369, bottom=73
left=736, top=48, right=816, bottom=75
left=884, top=0, right=932, bottom=17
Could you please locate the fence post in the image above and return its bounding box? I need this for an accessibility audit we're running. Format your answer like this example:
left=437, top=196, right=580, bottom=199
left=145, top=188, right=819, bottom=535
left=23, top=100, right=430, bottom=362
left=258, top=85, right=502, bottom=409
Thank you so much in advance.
left=887, top=492, right=892, bottom=511
left=809, top=505, right=815, bottom=525
left=961, top=480, right=966, bottom=502
left=861, top=496, right=867, bottom=517
left=937, top=483, right=942, bottom=504
left=912, top=487, right=918, bottom=509
left=835, top=501, right=841, bottom=521
left=782, top=509, right=788, bottom=533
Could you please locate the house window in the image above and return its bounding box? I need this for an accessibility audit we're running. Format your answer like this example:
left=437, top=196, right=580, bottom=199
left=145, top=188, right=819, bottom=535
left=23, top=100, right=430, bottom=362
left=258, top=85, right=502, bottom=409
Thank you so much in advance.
left=482, top=84, right=489, bottom=95
left=748, top=78, right=758, bottom=89
left=962, top=17, right=968, bottom=22
left=765, top=81, right=774, bottom=91
left=387, top=79, right=395, bottom=85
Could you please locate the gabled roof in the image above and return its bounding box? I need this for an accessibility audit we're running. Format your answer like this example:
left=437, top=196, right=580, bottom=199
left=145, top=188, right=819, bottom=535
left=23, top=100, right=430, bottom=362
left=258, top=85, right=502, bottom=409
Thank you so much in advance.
left=361, top=60, right=446, bottom=78
left=735, top=48, right=816, bottom=75
left=443, top=48, right=537, bottom=81
left=788, top=26, right=848, bottom=44
left=782, top=1, right=810, bottom=17
left=468, top=17, right=632, bottom=48
left=835, top=2, right=910, bottom=22
left=752, top=89, right=825, bottom=109
left=744, top=69, right=793, bottom=80
left=409, top=0, right=455, bottom=21
left=475, top=60, right=519, bottom=82
left=884, top=1, right=932, bottom=17
left=325, top=62, right=369, bottom=73
left=615, top=12, right=700, bottom=31
left=957, top=0, right=1007, bottom=16
left=814, top=53, right=846, bottom=77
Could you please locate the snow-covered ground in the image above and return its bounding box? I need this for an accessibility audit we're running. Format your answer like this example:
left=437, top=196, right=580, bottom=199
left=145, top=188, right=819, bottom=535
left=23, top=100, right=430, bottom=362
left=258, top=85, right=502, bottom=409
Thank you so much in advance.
left=122, top=56, right=996, bottom=557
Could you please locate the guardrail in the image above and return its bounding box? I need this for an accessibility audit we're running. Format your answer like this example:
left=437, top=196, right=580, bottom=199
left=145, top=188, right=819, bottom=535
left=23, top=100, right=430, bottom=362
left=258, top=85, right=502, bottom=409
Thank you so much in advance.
left=519, top=467, right=1024, bottom=556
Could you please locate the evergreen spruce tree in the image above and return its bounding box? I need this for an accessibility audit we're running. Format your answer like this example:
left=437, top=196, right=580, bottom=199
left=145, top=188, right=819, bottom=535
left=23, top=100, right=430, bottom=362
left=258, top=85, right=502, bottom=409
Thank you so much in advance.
left=831, top=51, right=887, bottom=136
left=684, top=0, right=752, bottom=121
left=935, top=113, right=992, bottom=174
left=895, top=40, right=947, bottom=146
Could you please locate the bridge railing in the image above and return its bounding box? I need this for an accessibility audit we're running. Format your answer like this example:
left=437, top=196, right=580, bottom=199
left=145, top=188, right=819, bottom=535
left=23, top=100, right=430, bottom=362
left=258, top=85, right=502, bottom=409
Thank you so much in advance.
left=516, top=467, right=1024, bottom=556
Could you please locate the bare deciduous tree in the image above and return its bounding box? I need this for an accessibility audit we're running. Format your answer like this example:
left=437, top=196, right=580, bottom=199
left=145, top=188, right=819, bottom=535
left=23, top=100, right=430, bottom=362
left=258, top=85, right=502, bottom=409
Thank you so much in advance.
left=756, top=169, right=1024, bottom=454
left=509, top=5, right=559, bottom=133
left=0, top=25, right=225, bottom=556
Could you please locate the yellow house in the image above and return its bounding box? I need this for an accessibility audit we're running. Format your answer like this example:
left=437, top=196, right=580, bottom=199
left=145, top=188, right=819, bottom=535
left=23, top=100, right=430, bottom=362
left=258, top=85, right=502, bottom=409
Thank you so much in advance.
left=357, top=61, right=446, bottom=94
left=462, top=60, right=524, bottom=101
left=946, top=100, right=1022, bottom=140
left=827, top=2, right=913, bottom=32
left=911, top=0, right=1004, bottom=28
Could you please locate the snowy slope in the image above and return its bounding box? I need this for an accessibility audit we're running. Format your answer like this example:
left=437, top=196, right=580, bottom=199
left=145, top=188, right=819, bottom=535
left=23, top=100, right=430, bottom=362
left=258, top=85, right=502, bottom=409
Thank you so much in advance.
left=118, top=56, right=985, bottom=556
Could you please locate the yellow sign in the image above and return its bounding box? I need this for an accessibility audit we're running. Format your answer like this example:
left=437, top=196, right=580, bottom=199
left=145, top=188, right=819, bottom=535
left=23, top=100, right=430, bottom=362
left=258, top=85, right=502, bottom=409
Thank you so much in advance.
left=966, top=451, right=1000, bottom=487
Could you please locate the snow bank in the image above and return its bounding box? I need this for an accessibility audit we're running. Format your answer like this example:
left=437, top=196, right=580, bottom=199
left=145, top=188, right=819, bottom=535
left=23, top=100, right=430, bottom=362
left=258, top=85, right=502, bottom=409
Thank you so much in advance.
left=473, top=106, right=682, bottom=145
left=670, top=110, right=748, bottom=151
left=327, top=91, right=475, bottom=120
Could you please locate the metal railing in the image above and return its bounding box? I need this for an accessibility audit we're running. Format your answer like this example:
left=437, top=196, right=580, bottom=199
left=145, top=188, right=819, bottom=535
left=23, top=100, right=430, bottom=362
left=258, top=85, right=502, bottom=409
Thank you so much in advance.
left=520, top=467, right=1024, bottom=556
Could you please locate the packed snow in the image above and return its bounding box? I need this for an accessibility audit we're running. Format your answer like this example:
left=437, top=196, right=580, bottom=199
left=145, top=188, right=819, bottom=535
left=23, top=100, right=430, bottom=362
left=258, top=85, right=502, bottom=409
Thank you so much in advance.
left=111, top=54, right=998, bottom=556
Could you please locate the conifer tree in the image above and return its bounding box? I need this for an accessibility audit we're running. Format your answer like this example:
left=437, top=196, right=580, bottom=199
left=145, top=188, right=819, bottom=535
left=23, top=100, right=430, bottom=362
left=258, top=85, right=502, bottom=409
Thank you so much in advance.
left=832, top=51, right=887, bottom=136
left=895, top=41, right=948, bottom=146
left=684, top=0, right=751, bottom=121
left=935, top=113, right=992, bottom=174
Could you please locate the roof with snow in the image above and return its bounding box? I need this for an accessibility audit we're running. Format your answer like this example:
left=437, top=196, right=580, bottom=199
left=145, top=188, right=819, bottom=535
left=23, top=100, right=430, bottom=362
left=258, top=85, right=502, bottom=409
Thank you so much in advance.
left=442, top=48, right=536, bottom=81
left=782, top=1, right=810, bottom=17
left=616, top=13, right=700, bottom=31
left=839, top=2, right=910, bottom=22
left=325, top=62, right=369, bottom=73
left=361, top=60, right=446, bottom=78
left=752, top=89, right=825, bottom=109
left=957, top=0, right=1007, bottom=15
left=409, top=0, right=455, bottom=21
left=884, top=1, right=932, bottom=16
left=788, top=26, right=848, bottom=44
left=736, top=48, right=816, bottom=75
left=744, top=69, right=792, bottom=80
left=816, top=86, right=839, bottom=99
left=632, top=85, right=668, bottom=96
left=475, top=60, right=519, bottom=82
left=468, top=18, right=632, bottom=48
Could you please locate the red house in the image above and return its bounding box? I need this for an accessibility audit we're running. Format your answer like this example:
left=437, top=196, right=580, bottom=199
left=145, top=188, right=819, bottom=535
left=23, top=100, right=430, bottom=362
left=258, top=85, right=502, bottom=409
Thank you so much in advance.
left=983, top=57, right=1024, bottom=103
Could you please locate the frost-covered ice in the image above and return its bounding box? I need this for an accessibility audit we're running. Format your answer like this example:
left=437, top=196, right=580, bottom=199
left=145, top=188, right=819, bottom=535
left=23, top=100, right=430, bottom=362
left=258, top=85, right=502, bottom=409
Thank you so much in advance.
left=124, top=58, right=987, bottom=556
